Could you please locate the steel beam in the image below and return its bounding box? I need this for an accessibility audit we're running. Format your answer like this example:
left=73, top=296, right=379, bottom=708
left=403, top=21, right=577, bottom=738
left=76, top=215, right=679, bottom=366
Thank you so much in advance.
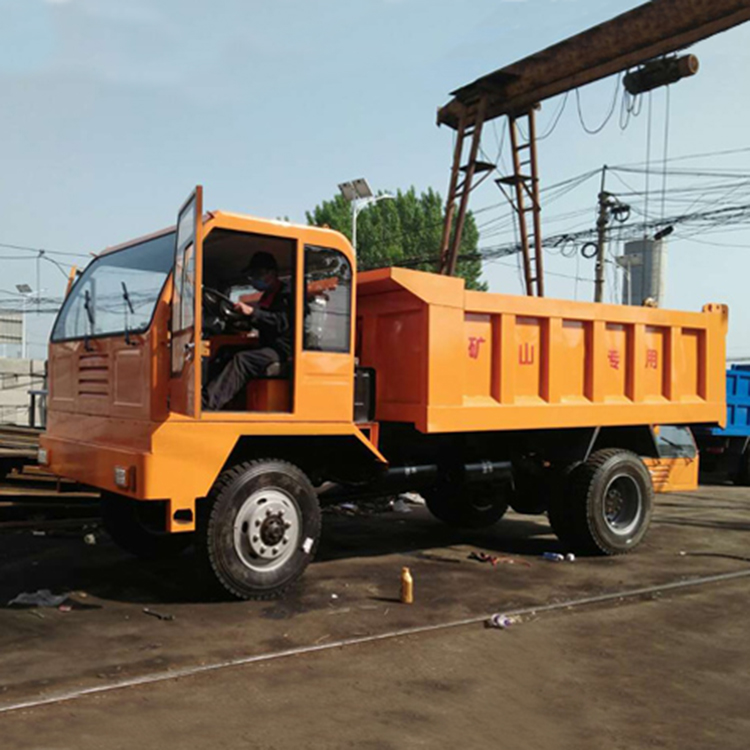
left=438, top=0, right=750, bottom=129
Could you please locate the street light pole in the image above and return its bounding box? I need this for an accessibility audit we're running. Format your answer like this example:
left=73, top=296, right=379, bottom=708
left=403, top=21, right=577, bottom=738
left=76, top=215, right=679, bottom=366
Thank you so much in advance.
left=352, top=194, right=394, bottom=252
left=15, top=284, right=44, bottom=360
left=338, top=178, right=394, bottom=252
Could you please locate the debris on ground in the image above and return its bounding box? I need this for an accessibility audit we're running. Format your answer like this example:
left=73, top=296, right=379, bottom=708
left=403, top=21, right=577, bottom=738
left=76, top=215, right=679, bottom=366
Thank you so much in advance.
left=83, top=533, right=97, bottom=545
left=398, top=492, right=426, bottom=506
left=390, top=498, right=412, bottom=513
left=542, top=552, right=565, bottom=562
left=8, top=589, right=70, bottom=608
left=541, top=552, right=576, bottom=562
left=142, top=608, right=175, bottom=622
left=322, top=496, right=392, bottom=516
left=486, top=613, right=516, bottom=629
left=469, top=551, right=532, bottom=568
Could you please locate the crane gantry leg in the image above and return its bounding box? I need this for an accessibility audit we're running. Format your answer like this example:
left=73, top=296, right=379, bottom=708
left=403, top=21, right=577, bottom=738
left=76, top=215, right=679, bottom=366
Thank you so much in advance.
left=496, top=109, right=545, bottom=297
left=438, top=97, right=488, bottom=277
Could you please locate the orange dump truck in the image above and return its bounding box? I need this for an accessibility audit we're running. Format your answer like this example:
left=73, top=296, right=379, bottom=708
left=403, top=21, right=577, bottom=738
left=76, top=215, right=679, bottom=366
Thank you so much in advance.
left=40, top=188, right=727, bottom=599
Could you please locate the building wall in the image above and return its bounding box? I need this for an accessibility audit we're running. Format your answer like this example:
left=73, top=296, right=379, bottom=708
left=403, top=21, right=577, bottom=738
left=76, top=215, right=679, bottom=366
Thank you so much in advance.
left=0, top=358, right=46, bottom=426
left=621, top=239, right=667, bottom=307
left=0, top=313, right=22, bottom=359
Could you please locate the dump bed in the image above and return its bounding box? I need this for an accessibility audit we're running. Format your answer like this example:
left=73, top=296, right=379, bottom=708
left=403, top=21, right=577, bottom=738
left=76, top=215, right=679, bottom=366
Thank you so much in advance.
left=699, top=365, right=750, bottom=437
left=356, top=267, right=727, bottom=434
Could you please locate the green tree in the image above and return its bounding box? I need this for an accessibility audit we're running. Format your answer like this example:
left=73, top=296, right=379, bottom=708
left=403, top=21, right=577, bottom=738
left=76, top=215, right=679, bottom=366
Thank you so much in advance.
left=305, top=186, right=487, bottom=290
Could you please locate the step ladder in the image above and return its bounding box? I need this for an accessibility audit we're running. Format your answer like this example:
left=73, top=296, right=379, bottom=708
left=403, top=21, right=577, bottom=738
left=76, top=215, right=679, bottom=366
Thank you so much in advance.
left=438, top=97, right=492, bottom=276
left=496, top=109, right=545, bottom=297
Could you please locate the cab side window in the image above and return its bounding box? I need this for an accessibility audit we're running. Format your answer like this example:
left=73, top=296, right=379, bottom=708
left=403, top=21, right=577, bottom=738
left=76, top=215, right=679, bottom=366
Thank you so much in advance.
left=303, top=246, right=352, bottom=353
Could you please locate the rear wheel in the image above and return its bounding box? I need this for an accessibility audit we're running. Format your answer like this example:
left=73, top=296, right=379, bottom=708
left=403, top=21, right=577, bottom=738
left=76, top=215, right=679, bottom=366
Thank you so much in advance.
left=423, top=482, right=509, bottom=529
left=733, top=445, right=750, bottom=486
left=509, top=470, right=550, bottom=515
left=198, top=459, right=320, bottom=600
left=548, top=449, right=653, bottom=555
left=101, top=492, right=194, bottom=559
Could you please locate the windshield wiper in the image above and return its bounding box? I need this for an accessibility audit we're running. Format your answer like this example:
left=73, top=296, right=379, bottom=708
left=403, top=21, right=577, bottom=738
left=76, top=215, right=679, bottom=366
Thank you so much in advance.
left=121, top=281, right=136, bottom=345
left=83, top=289, right=95, bottom=351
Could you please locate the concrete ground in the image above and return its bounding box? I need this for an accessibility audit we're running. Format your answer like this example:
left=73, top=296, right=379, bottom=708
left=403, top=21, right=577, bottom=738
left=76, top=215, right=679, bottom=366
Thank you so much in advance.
left=1, top=482, right=749, bottom=748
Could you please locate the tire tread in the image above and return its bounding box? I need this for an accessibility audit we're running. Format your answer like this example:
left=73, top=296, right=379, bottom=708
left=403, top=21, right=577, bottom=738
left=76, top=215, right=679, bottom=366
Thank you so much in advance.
left=199, top=458, right=318, bottom=601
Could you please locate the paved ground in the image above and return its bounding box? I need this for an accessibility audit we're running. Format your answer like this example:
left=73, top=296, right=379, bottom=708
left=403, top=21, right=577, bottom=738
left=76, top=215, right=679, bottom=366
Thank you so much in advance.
left=1, top=482, right=749, bottom=748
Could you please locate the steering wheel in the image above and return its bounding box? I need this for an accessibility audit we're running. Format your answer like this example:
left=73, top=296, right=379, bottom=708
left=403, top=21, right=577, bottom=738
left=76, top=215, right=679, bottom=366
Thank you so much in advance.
left=202, top=287, right=244, bottom=322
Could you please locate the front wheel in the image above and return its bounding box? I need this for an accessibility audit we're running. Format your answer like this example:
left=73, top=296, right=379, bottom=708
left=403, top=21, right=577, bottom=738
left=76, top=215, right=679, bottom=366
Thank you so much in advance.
left=423, top=482, right=509, bottom=529
left=198, top=459, right=321, bottom=600
left=549, top=449, right=653, bottom=555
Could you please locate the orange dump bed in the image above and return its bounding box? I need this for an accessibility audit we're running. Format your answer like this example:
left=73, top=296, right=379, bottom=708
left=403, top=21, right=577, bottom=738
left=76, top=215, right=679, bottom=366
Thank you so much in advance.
left=357, top=267, right=727, bottom=434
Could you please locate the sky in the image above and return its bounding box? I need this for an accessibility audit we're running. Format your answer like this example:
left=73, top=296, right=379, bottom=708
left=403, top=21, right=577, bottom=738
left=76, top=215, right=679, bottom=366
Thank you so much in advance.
left=2, top=0, right=750, bottom=359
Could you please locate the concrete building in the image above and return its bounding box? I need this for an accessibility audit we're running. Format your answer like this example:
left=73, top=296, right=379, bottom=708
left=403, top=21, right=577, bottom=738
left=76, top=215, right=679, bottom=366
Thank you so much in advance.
left=0, top=312, right=22, bottom=359
left=618, top=239, right=667, bottom=307
left=0, top=357, right=46, bottom=426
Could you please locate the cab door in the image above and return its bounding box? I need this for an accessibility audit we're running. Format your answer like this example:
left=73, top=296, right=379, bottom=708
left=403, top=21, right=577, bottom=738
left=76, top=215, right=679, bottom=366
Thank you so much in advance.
left=296, top=244, right=355, bottom=421
left=170, top=186, right=203, bottom=417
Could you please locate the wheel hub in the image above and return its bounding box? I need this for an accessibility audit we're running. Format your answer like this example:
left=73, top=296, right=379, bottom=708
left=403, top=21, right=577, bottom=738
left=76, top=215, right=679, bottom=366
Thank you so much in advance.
left=233, top=489, right=301, bottom=571
left=260, top=514, right=286, bottom=547
left=602, top=473, right=642, bottom=536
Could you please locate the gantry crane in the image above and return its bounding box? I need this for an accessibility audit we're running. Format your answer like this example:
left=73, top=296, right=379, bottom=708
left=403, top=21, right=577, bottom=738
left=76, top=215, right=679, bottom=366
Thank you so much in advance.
left=437, top=0, right=750, bottom=296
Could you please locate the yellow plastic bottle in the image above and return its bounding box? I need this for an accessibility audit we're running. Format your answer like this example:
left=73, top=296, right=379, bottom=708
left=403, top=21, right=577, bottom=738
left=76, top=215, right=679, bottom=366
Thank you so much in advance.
left=401, top=566, right=414, bottom=604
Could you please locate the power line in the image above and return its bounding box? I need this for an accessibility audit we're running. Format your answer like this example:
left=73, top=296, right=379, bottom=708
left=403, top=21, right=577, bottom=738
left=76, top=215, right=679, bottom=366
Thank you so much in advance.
left=0, top=241, right=89, bottom=259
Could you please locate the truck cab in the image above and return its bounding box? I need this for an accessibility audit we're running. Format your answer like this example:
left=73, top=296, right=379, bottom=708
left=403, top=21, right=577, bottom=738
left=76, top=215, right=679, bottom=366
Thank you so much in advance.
left=41, top=188, right=385, bottom=597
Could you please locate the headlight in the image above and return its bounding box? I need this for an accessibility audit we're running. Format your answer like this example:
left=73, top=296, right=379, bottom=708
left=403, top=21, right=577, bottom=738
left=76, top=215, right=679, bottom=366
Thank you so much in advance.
left=114, top=466, right=132, bottom=489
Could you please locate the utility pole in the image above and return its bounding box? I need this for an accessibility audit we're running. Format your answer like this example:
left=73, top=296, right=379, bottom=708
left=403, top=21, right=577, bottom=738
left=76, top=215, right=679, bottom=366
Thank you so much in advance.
left=594, top=167, right=608, bottom=303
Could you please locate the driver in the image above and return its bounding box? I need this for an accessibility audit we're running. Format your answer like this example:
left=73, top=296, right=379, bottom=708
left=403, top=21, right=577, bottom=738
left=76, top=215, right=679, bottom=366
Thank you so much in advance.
left=202, top=251, right=291, bottom=411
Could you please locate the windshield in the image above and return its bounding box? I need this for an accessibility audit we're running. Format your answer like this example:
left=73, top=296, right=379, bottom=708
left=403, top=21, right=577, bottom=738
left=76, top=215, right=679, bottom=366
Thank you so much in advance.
left=51, top=231, right=176, bottom=342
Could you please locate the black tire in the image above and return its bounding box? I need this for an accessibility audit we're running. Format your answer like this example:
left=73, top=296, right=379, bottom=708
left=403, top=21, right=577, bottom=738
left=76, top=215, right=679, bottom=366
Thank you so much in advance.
left=733, top=446, right=750, bottom=486
left=101, top=492, right=194, bottom=559
left=198, top=459, right=320, bottom=600
left=509, top=471, right=549, bottom=515
left=423, top=482, right=509, bottom=529
left=549, top=449, right=653, bottom=555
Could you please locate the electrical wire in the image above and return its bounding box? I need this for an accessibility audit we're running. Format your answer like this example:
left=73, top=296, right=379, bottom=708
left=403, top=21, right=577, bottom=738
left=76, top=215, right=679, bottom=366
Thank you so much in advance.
left=575, top=74, right=621, bottom=135
left=660, top=86, right=671, bottom=222
left=0, top=241, right=89, bottom=259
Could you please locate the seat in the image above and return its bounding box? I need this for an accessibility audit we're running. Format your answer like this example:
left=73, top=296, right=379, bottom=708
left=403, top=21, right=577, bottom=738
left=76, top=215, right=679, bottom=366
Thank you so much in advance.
left=248, top=359, right=292, bottom=412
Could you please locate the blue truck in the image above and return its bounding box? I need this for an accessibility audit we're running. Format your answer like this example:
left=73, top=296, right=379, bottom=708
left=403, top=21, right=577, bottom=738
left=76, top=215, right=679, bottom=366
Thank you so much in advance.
left=693, top=365, right=750, bottom=484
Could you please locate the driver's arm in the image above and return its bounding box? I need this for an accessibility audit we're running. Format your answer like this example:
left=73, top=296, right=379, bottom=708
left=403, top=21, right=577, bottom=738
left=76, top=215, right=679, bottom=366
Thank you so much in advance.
left=234, top=301, right=254, bottom=317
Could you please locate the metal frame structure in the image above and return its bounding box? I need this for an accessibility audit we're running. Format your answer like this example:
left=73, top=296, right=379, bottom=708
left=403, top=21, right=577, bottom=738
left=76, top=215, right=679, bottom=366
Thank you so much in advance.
left=436, top=0, right=750, bottom=295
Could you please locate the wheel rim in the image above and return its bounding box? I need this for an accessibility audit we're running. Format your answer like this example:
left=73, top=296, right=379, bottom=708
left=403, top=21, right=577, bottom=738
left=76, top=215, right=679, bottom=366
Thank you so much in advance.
left=233, top=488, right=301, bottom=572
left=469, top=489, right=496, bottom=513
left=602, top=473, right=642, bottom=536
